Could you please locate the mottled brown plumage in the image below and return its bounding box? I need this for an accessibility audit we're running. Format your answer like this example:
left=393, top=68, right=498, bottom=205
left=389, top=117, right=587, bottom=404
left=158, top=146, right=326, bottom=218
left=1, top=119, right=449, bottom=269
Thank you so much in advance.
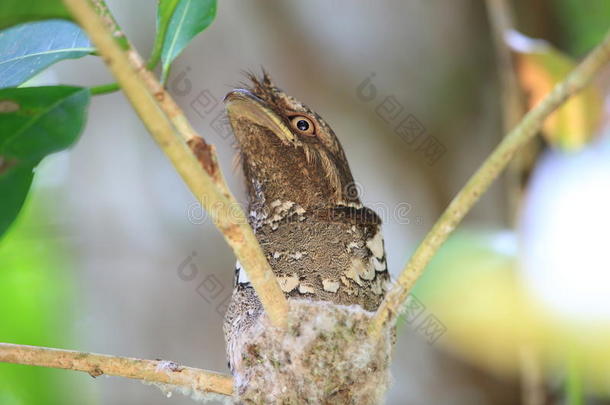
left=223, top=71, right=390, bottom=372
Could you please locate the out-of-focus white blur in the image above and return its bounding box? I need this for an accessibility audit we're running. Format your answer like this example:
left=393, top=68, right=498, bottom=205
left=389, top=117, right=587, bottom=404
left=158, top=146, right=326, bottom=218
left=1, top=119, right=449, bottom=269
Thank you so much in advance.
left=520, top=135, right=610, bottom=321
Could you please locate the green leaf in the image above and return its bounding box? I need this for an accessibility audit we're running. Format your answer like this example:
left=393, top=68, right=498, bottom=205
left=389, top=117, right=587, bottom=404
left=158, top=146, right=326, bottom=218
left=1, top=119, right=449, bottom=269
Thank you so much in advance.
left=148, top=0, right=181, bottom=69
left=0, top=86, right=90, bottom=237
left=0, top=86, right=90, bottom=160
left=160, top=0, right=216, bottom=81
left=0, top=161, right=34, bottom=237
left=554, top=0, right=610, bottom=57
left=0, top=20, right=93, bottom=88
left=0, top=0, right=71, bottom=31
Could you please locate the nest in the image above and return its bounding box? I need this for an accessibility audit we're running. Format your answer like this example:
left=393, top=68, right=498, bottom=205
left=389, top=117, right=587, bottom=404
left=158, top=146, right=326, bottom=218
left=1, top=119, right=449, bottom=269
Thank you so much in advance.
left=230, top=300, right=393, bottom=404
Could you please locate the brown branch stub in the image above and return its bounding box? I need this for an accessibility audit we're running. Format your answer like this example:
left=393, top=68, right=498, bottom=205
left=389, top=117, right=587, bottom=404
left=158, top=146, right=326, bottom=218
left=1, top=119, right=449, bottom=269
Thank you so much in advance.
left=187, top=137, right=217, bottom=178
left=0, top=343, right=234, bottom=397
left=370, top=28, right=610, bottom=336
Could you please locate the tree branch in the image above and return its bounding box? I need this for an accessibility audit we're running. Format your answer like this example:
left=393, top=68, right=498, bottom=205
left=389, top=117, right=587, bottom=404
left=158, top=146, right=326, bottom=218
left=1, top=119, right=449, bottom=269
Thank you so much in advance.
left=485, top=0, right=528, bottom=223
left=0, top=343, right=233, bottom=397
left=370, top=28, right=610, bottom=336
left=62, top=0, right=289, bottom=328
left=486, top=0, right=525, bottom=132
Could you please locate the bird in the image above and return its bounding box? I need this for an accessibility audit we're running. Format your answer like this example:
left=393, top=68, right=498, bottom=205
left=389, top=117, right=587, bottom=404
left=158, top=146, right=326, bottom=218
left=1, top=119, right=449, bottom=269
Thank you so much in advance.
left=222, top=71, right=390, bottom=372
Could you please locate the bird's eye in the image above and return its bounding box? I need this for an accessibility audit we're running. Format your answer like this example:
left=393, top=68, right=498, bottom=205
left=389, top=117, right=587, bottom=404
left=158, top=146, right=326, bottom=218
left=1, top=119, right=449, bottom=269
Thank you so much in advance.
left=290, top=116, right=315, bottom=136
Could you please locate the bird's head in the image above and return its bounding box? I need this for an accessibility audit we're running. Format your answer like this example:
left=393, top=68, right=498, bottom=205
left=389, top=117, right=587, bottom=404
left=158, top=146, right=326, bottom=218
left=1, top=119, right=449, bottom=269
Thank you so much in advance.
left=225, top=71, right=360, bottom=211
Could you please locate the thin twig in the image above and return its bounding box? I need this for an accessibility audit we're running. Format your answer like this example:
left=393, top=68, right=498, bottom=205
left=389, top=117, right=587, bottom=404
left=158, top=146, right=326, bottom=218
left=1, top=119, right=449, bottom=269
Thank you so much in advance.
left=89, top=0, right=201, bottom=144
left=90, top=82, right=119, bottom=95
left=370, top=28, right=610, bottom=336
left=485, top=0, right=528, bottom=223
left=486, top=4, right=547, bottom=402
left=486, top=0, right=524, bottom=131
left=519, top=346, right=546, bottom=405
left=566, top=349, right=584, bottom=405
left=62, top=0, right=289, bottom=328
left=0, top=343, right=233, bottom=397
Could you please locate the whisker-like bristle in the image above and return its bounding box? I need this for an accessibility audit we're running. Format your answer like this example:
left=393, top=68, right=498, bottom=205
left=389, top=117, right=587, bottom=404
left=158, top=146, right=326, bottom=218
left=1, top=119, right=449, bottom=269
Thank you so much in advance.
left=318, top=149, right=343, bottom=200
left=235, top=68, right=277, bottom=102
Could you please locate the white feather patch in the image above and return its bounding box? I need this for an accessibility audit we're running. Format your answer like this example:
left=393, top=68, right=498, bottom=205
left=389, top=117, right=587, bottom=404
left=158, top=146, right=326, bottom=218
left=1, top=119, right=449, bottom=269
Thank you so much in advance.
left=366, top=232, right=385, bottom=259
left=236, top=260, right=250, bottom=284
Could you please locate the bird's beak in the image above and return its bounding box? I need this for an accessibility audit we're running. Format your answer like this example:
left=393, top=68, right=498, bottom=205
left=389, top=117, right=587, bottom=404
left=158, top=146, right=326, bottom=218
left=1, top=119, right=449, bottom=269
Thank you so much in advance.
left=224, top=89, right=296, bottom=144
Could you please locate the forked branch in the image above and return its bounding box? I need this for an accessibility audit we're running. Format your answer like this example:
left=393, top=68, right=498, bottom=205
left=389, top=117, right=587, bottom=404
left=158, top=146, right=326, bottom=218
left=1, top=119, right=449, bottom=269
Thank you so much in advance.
left=62, top=0, right=289, bottom=327
left=0, top=343, right=233, bottom=397
left=371, top=28, right=610, bottom=336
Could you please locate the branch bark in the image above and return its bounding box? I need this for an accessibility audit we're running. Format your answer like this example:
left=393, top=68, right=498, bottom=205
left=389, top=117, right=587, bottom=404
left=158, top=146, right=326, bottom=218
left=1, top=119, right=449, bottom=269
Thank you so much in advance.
left=370, top=28, right=610, bottom=336
left=62, top=0, right=289, bottom=328
left=0, top=343, right=233, bottom=397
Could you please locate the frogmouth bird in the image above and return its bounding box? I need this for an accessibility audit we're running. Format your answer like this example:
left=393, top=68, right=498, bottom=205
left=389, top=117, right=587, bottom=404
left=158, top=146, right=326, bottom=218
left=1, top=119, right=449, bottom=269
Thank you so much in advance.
left=223, top=72, right=390, bottom=370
